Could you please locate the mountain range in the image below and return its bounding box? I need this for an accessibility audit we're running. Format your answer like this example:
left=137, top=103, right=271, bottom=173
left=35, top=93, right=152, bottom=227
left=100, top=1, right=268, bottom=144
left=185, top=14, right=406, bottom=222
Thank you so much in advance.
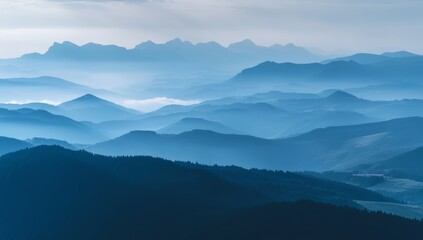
left=96, top=90, right=423, bottom=139
left=19, top=39, right=321, bottom=64
left=2, top=38, right=423, bottom=239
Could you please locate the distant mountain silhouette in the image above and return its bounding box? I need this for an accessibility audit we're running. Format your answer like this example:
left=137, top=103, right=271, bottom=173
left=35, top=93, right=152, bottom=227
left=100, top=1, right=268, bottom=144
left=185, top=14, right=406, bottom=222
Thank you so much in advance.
left=226, top=40, right=318, bottom=63
left=381, top=51, right=419, bottom=58
left=323, top=53, right=391, bottom=64
left=323, top=51, right=420, bottom=64
left=20, top=39, right=321, bottom=64
left=0, top=145, right=405, bottom=239
left=59, top=94, right=140, bottom=123
left=325, top=90, right=361, bottom=101
left=232, top=56, right=423, bottom=84
left=158, top=118, right=238, bottom=135
left=23, top=41, right=136, bottom=61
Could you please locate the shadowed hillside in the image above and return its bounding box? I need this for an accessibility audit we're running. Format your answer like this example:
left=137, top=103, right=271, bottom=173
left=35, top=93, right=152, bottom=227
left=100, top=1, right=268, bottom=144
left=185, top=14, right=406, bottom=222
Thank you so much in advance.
left=0, top=146, right=420, bottom=240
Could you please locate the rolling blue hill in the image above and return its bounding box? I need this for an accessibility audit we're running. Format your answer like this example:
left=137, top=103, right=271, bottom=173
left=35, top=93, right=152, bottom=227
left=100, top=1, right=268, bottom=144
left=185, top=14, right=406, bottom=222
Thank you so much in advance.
left=0, top=108, right=105, bottom=144
left=89, top=117, right=423, bottom=171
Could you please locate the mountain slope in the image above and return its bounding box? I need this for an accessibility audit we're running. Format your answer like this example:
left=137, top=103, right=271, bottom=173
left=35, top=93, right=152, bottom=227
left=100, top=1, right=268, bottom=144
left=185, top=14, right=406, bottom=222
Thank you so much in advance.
left=0, top=146, right=402, bottom=239
left=268, top=90, right=423, bottom=121
left=58, top=94, right=140, bottom=122
left=284, top=116, right=423, bottom=170
left=88, top=130, right=279, bottom=169
left=196, top=201, right=423, bottom=240
left=0, top=108, right=105, bottom=143
left=357, top=146, right=423, bottom=177
left=0, top=76, right=103, bottom=102
left=0, top=146, right=257, bottom=239
left=99, top=99, right=372, bottom=139
left=89, top=117, right=423, bottom=171
left=0, top=137, right=32, bottom=156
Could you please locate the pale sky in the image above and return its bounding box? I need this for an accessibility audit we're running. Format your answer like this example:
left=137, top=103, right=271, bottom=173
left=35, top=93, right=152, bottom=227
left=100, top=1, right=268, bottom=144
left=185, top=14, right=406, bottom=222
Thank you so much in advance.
left=0, top=0, right=423, bottom=58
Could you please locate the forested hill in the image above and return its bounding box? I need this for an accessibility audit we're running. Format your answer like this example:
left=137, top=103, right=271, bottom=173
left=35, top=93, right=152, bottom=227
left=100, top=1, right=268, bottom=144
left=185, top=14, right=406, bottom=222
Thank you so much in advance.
left=0, top=146, right=419, bottom=240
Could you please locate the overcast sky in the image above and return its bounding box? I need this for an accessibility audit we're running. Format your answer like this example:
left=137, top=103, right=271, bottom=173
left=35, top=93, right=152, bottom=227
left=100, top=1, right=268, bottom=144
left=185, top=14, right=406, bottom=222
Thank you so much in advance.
left=0, top=0, right=422, bottom=58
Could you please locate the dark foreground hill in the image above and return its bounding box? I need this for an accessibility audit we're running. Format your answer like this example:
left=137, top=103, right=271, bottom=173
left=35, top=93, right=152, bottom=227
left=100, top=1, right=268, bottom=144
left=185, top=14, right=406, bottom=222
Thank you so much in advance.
left=196, top=201, right=423, bottom=240
left=0, top=146, right=420, bottom=240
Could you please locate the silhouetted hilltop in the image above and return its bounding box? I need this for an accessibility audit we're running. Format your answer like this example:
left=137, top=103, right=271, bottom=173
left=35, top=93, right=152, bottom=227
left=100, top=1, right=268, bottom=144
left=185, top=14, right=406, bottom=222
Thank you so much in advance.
left=381, top=51, right=418, bottom=58
left=158, top=118, right=238, bottom=135
left=59, top=94, right=140, bottom=122
left=325, top=90, right=361, bottom=102
left=26, top=137, right=77, bottom=150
